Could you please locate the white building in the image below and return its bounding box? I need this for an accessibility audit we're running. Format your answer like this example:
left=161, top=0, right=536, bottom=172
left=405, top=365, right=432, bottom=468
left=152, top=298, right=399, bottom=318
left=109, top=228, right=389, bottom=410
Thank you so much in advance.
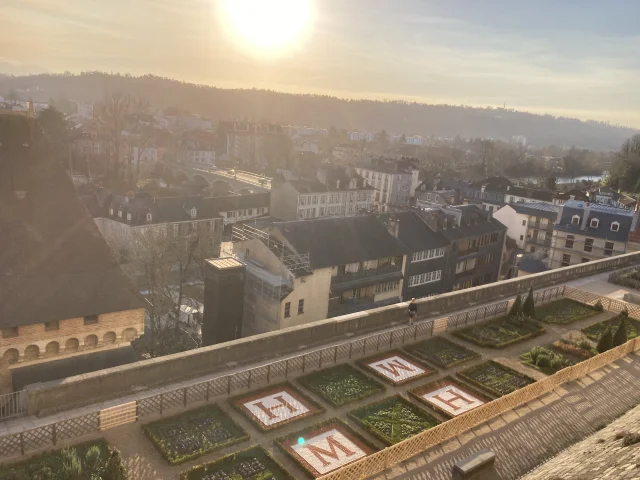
left=179, top=149, right=216, bottom=167
left=349, top=132, right=373, bottom=143
left=354, top=158, right=418, bottom=210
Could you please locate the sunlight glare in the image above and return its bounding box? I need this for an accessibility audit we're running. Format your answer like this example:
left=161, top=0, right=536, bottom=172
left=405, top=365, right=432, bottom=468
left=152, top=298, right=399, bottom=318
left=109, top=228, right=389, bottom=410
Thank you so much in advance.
left=220, top=0, right=313, bottom=58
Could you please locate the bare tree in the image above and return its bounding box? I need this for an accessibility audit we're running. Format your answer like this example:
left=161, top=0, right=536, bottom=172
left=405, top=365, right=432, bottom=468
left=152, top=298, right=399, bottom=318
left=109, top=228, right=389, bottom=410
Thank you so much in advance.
left=96, top=92, right=130, bottom=181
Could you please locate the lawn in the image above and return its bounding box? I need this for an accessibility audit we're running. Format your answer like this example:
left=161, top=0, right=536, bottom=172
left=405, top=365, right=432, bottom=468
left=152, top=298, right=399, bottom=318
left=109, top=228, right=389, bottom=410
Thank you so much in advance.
left=533, top=299, right=599, bottom=325
left=458, top=361, right=536, bottom=397
left=276, top=419, right=377, bottom=477
left=0, top=439, right=126, bottom=480
left=409, top=376, right=492, bottom=418
left=582, top=313, right=640, bottom=341
left=404, top=337, right=480, bottom=368
left=180, top=446, right=295, bottom=480
left=455, top=316, right=545, bottom=348
left=520, top=346, right=573, bottom=375
left=142, top=404, right=248, bottom=465
left=297, top=364, right=385, bottom=407
left=348, top=395, right=440, bottom=445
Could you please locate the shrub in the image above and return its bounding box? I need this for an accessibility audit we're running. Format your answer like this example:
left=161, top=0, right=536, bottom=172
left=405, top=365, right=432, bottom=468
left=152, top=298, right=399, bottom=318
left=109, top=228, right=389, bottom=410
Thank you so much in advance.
left=61, top=449, right=83, bottom=480
left=593, top=300, right=604, bottom=312
left=613, top=316, right=628, bottom=347
left=549, top=356, right=564, bottom=371
left=522, top=287, right=536, bottom=318
left=528, top=346, right=546, bottom=364
left=596, top=326, right=613, bottom=353
left=509, top=294, right=523, bottom=317
left=536, top=353, right=552, bottom=368
left=32, top=467, right=53, bottom=480
left=102, top=448, right=127, bottom=480
left=84, top=445, right=102, bottom=475
left=623, top=432, right=640, bottom=447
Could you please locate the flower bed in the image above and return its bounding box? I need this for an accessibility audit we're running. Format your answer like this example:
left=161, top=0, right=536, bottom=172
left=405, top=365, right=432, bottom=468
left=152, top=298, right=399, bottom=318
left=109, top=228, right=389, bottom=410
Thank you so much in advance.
left=358, top=350, right=436, bottom=385
left=582, top=313, right=640, bottom=341
left=534, top=299, right=598, bottom=325
left=142, top=404, right=249, bottom=465
left=408, top=376, right=492, bottom=418
left=457, top=361, right=536, bottom=397
left=609, top=267, right=640, bottom=290
left=0, top=438, right=126, bottom=480
left=551, top=337, right=596, bottom=360
left=180, top=445, right=295, bottom=480
left=348, top=395, right=440, bottom=445
left=404, top=337, right=480, bottom=368
left=230, top=382, right=323, bottom=432
left=297, top=364, right=385, bottom=407
left=454, top=316, right=545, bottom=348
left=276, top=418, right=377, bottom=477
left=520, top=346, right=573, bottom=375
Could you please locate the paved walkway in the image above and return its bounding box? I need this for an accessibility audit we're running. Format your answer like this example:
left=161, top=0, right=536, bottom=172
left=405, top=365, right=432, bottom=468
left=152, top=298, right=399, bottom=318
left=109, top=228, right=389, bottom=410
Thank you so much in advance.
left=372, top=353, right=640, bottom=480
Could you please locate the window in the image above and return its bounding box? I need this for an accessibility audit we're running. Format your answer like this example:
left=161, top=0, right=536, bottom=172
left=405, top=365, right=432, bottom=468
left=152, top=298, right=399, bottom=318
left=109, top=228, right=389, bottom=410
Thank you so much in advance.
left=375, top=280, right=399, bottom=293
left=561, top=254, right=571, bottom=267
left=118, top=210, right=122, bottom=218
left=298, top=299, right=304, bottom=314
left=109, top=208, right=114, bottom=216
left=522, top=220, right=526, bottom=226
left=172, top=224, right=179, bottom=235
left=83, top=315, right=99, bottom=325
left=590, top=218, right=599, bottom=228
left=571, top=215, right=580, bottom=225
left=565, top=235, right=574, bottom=249
left=190, top=207, right=197, bottom=218
left=284, top=302, right=291, bottom=318
left=146, top=213, right=152, bottom=221
left=408, top=270, right=442, bottom=287
left=45, top=320, right=59, bottom=332
left=411, top=248, right=445, bottom=262
left=520, top=235, right=524, bottom=241
left=582, top=258, right=590, bottom=263
left=127, top=213, right=131, bottom=221
left=611, top=222, right=620, bottom=232
left=2, top=327, right=18, bottom=339
left=604, top=241, right=614, bottom=257
left=584, top=238, right=594, bottom=253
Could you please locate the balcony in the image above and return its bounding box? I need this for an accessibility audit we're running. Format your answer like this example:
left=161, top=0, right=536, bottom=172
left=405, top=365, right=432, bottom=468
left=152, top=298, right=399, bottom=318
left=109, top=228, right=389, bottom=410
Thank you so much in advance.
left=455, top=267, right=476, bottom=278
left=528, top=221, right=554, bottom=232
left=527, top=236, right=552, bottom=248
left=330, top=264, right=403, bottom=292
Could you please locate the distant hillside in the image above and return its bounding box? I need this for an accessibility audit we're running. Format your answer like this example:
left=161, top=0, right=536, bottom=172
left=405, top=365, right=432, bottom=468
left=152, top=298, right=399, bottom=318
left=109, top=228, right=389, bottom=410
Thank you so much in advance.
left=1, top=72, right=636, bottom=150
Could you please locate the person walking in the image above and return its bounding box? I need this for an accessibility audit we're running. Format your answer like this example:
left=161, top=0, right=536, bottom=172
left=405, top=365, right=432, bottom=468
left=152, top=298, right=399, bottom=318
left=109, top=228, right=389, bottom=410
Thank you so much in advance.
left=407, top=298, right=418, bottom=325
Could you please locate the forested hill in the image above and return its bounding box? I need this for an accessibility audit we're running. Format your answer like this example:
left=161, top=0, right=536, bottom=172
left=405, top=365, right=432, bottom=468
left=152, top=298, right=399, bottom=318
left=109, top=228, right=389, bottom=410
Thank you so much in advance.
left=1, top=72, right=637, bottom=150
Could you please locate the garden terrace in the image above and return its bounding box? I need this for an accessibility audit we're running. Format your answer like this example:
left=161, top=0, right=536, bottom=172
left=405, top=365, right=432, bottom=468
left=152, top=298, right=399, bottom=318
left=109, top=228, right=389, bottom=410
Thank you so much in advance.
left=533, top=298, right=600, bottom=324
left=408, top=376, right=492, bottom=418
left=403, top=337, right=480, bottom=368
left=454, top=316, right=545, bottom=348
left=457, top=361, right=536, bottom=397
left=357, top=350, right=436, bottom=385
left=180, top=446, right=294, bottom=480
left=297, top=364, right=385, bottom=407
left=142, top=404, right=248, bottom=465
left=582, top=313, right=640, bottom=341
left=348, top=395, right=440, bottom=445
left=520, top=346, right=573, bottom=375
left=609, top=266, right=640, bottom=290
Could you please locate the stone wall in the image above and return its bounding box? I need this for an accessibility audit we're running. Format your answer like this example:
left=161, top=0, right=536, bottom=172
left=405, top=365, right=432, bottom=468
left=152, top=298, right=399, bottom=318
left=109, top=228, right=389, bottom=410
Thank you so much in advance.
left=25, top=251, right=640, bottom=416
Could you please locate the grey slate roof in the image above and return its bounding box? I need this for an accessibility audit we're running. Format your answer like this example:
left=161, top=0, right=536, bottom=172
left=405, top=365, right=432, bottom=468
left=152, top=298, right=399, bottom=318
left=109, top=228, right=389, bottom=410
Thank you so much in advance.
left=506, top=186, right=554, bottom=202
left=377, top=212, right=449, bottom=252
left=0, top=148, right=144, bottom=328
left=440, top=205, right=507, bottom=241
left=275, top=216, right=409, bottom=269
left=555, top=200, right=634, bottom=242
left=511, top=202, right=560, bottom=220
left=518, top=258, right=549, bottom=274
left=289, top=179, right=328, bottom=194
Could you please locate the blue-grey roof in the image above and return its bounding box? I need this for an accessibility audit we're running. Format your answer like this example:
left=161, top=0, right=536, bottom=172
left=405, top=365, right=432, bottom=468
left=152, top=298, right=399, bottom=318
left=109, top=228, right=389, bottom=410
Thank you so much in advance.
left=555, top=200, right=634, bottom=242
left=510, top=202, right=560, bottom=220
left=518, top=258, right=549, bottom=274
left=378, top=212, right=449, bottom=252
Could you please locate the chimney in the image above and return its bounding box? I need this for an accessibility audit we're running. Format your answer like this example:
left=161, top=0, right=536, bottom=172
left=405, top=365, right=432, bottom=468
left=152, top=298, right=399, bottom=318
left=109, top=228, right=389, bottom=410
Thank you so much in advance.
left=481, top=185, right=486, bottom=193
left=580, top=203, right=591, bottom=230
left=336, top=179, right=340, bottom=189
left=387, top=216, right=400, bottom=238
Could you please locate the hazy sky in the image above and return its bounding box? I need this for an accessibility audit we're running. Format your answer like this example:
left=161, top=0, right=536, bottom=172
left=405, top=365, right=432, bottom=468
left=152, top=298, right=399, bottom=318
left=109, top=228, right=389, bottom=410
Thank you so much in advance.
left=2, top=0, right=639, bottom=127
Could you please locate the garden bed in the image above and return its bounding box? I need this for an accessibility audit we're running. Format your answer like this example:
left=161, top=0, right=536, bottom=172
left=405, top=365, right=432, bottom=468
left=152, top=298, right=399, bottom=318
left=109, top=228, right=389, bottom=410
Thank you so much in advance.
left=180, top=445, right=295, bottom=480
left=457, top=361, right=536, bottom=397
left=582, top=313, right=640, bottom=341
left=550, top=336, right=597, bottom=362
left=0, top=438, right=126, bottom=480
left=409, top=376, right=492, bottom=418
left=142, top=404, right=249, bottom=465
left=609, top=267, right=640, bottom=290
left=404, top=337, right=480, bottom=368
left=358, top=350, right=436, bottom=385
left=297, top=364, right=385, bottom=407
left=230, top=382, right=323, bottom=432
left=276, top=418, right=377, bottom=477
left=520, top=346, right=573, bottom=375
left=454, top=316, right=545, bottom=348
left=348, top=395, right=440, bottom=445
left=533, top=299, right=599, bottom=325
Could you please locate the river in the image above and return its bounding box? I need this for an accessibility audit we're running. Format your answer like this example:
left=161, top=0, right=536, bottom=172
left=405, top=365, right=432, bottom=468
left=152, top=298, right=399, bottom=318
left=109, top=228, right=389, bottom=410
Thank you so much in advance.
left=510, top=174, right=604, bottom=185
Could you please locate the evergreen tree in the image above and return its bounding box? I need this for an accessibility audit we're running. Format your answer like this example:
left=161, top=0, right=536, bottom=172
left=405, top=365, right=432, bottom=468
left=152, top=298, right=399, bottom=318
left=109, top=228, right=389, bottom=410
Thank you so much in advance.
left=612, top=316, right=628, bottom=347
left=102, top=448, right=127, bottom=480
left=596, top=326, right=613, bottom=353
left=509, top=294, right=522, bottom=317
left=522, top=287, right=536, bottom=318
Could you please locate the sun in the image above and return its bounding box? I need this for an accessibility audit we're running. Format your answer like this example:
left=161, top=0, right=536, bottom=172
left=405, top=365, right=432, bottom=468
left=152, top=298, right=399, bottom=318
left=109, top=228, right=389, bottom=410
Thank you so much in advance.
left=219, top=0, right=314, bottom=58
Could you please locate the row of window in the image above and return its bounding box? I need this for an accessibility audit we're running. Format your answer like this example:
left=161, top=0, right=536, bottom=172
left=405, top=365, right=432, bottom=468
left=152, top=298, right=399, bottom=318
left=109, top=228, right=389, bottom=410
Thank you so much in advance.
left=299, top=194, right=343, bottom=206
left=571, top=216, right=620, bottom=232
left=375, top=280, right=400, bottom=293
left=227, top=207, right=266, bottom=219
left=411, top=248, right=446, bottom=263
left=2, top=315, right=98, bottom=339
left=408, top=270, right=442, bottom=287
left=453, top=273, right=493, bottom=291
left=284, top=299, right=304, bottom=318
left=564, top=235, right=615, bottom=256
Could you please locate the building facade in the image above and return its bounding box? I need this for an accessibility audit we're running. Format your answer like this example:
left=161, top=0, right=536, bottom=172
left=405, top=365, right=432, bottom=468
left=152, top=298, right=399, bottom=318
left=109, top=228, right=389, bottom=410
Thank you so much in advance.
left=355, top=158, right=418, bottom=211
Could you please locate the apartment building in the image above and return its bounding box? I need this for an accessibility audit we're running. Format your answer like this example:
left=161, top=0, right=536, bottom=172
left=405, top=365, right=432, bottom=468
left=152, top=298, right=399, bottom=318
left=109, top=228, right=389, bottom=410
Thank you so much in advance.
left=550, top=200, right=636, bottom=268
left=0, top=133, right=144, bottom=392
left=494, top=202, right=560, bottom=254
left=219, top=120, right=285, bottom=164
left=355, top=157, right=419, bottom=211
left=270, top=165, right=374, bottom=221
left=414, top=179, right=460, bottom=208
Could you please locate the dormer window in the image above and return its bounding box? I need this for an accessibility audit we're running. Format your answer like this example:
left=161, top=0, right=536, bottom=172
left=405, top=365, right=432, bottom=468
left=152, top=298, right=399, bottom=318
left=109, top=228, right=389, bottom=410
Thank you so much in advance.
left=190, top=207, right=197, bottom=218
left=571, top=215, right=580, bottom=225
left=146, top=213, right=152, bottom=221
left=109, top=208, right=114, bottom=216
left=611, top=222, right=620, bottom=232
left=127, top=213, right=131, bottom=221
left=118, top=210, right=122, bottom=218
left=590, top=218, right=599, bottom=228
